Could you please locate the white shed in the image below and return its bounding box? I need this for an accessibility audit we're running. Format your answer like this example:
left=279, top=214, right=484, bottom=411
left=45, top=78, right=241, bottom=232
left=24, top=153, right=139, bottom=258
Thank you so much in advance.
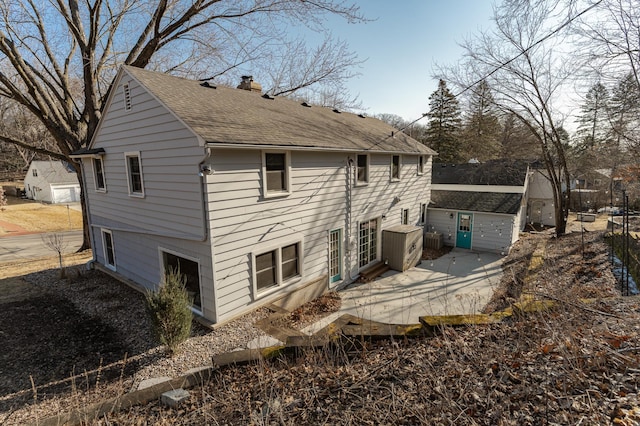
left=24, top=161, right=80, bottom=203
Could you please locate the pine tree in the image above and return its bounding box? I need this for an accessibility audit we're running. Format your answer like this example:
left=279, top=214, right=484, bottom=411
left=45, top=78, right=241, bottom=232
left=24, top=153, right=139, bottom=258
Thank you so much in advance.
left=498, top=113, right=541, bottom=160
left=461, top=80, right=502, bottom=161
left=425, top=79, right=462, bottom=163
left=575, top=83, right=610, bottom=150
left=573, top=83, right=611, bottom=175
left=608, top=73, right=640, bottom=154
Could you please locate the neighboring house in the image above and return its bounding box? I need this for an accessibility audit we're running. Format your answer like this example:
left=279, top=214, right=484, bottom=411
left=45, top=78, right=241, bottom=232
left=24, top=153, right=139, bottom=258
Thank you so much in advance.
left=23, top=160, right=80, bottom=203
left=595, top=165, right=640, bottom=210
left=527, top=166, right=557, bottom=226
left=72, top=66, right=436, bottom=325
left=426, top=160, right=530, bottom=254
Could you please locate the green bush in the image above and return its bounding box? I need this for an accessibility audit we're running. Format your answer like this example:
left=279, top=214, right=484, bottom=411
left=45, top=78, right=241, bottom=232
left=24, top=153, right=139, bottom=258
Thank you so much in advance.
left=145, top=267, right=193, bottom=355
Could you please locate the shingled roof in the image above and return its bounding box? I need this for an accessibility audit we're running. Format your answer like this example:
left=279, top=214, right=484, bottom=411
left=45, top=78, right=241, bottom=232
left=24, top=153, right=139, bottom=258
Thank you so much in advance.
left=121, top=66, right=436, bottom=155
left=432, top=160, right=528, bottom=186
left=430, top=190, right=523, bottom=215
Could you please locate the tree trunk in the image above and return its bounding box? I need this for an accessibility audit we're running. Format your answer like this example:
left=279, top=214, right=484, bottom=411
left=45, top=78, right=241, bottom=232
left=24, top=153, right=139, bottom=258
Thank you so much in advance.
left=76, top=165, right=92, bottom=251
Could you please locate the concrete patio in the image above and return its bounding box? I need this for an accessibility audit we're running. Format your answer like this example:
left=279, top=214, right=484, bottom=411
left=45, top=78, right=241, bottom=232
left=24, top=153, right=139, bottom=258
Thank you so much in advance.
left=336, top=248, right=504, bottom=325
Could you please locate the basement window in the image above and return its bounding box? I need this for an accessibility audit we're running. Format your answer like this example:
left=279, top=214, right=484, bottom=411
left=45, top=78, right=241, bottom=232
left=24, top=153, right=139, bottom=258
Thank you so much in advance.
left=161, top=250, right=202, bottom=311
left=101, top=229, right=116, bottom=271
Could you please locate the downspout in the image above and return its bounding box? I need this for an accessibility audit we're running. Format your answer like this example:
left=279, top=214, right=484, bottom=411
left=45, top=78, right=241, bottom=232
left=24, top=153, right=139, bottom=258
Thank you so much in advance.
left=345, top=158, right=358, bottom=281
left=198, top=147, right=218, bottom=323
left=197, top=147, right=213, bottom=242
left=76, top=159, right=97, bottom=267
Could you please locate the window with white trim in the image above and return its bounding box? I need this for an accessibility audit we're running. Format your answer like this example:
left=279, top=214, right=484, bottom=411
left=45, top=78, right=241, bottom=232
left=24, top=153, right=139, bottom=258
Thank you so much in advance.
left=401, top=208, right=409, bottom=225
left=32, top=169, right=38, bottom=177
left=418, top=156, right=425, bottom=175
left=391, top=155, right=401, bottom=180
left=102, top=229, right=116, bottom=270
left=420, top=203, right=427, bottom=224
left=93, top=157, right=106, bottom=191
left=161, top=250, right=202, bottom=311
left=356, top=154, right=369, bottom=185
left=124, top=152, right=144, bottom=196
left=262, top=152, right=291, bottom=196
left=254, top=241, right=302, bottom=294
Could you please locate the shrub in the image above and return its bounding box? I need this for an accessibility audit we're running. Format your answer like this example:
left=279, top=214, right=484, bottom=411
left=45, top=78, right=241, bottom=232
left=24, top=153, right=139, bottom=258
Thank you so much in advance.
left=145, top=267, right=193, bottom=355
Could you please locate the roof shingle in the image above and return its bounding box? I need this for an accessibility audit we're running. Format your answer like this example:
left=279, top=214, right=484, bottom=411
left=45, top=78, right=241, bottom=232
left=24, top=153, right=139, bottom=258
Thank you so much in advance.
left=430, top=190, right=523, bottom=214
left=122, top=66, right=436, bottom=155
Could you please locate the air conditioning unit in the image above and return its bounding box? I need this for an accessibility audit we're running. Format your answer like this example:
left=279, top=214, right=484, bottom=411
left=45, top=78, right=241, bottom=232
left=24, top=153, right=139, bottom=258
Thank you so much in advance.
left=382, top=225, right=423, bottom=272
left=424, top=231, right=443, bottom=249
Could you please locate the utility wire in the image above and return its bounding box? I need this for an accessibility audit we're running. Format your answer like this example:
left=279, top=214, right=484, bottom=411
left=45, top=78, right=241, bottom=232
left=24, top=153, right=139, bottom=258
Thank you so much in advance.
left=397, top=0, right=603, bottom=135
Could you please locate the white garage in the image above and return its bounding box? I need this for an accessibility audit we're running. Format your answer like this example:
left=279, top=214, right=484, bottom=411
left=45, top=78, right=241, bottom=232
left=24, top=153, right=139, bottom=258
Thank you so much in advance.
left=24, top=161, right=81, bottom=204
left=52, top=185, right=80, bottom=203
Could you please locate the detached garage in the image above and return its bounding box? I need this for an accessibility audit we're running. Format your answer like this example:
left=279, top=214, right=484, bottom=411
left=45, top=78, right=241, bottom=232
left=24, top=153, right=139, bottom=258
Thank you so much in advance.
left=426, top=160, right=530, bottom=254
left=24, top=161, right=80, bottom=204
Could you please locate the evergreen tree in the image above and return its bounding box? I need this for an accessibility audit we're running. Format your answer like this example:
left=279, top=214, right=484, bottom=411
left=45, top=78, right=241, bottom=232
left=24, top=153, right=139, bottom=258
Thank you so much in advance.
left=461, top=80, right=502, bottom=161
left=498, top=113, right=541, bottom=160
left=425, top=79, right=462, bottom=163
left=575, top=83, right=610, bottom=150
left=608, top=73, right=640, bottom=154
left=573, top=82, right=610, bottom=174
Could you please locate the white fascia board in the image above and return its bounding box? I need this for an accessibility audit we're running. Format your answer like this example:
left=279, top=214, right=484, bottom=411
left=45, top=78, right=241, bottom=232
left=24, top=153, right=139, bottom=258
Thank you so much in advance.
left=431, top=184, right=526, bottom=194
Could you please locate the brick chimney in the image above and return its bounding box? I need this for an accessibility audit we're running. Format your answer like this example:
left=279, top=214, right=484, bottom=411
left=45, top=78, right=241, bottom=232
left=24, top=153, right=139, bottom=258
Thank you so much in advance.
left=237, top=75, right=262, bottom=93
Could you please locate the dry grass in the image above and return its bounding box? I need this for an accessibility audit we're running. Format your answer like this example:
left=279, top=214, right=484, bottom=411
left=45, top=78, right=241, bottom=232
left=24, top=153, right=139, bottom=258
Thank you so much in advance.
left=0, top=197, right=83, bottom=235
left=0, top=251, right=92, bottom=280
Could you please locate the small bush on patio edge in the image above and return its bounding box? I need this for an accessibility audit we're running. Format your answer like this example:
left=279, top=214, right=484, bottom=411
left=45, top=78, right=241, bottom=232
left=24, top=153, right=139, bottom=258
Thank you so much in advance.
left=145, top=267, right=193, bottom=355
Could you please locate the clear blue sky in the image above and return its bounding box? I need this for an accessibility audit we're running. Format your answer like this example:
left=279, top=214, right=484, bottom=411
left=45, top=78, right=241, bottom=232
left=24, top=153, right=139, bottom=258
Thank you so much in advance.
left=324, top=1, right=496, bottom=122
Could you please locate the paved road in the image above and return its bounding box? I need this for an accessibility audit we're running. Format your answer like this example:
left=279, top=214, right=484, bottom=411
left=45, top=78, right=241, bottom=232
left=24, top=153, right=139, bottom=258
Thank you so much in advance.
left=0, top=230, right=83, bottom=262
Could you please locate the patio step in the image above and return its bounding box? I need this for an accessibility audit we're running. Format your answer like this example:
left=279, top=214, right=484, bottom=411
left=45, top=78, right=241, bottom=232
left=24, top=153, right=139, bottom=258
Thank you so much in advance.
left=358, top=261, right=390, bottom=283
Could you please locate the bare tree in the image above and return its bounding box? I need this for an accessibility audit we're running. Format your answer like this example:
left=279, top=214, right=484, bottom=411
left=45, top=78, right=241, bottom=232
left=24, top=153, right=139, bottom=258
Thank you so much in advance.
left=42, top=233, right=70, bottom=277
left=574, top=0, right=640, bottom=154
left=0, top=0, right=365, bottom=250
left=442, top=0, right=576, bottom=235
left=575, top=0, right=640, bottom=89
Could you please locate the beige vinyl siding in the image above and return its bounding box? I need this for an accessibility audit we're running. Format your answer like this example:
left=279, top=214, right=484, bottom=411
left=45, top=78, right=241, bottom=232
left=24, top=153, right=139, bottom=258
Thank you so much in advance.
left=349, top=154, right=431, bottom=269
left=90, top=220, right=216, bottom=320
left=426, top=209, right=516, bottom=254
left=472, top=213, right=518, bottom=254
left=85, top=77, right=206, bottom=240
left=208, top=149, right=347, bottom=320
left=208, top=149, right=432, bottom=322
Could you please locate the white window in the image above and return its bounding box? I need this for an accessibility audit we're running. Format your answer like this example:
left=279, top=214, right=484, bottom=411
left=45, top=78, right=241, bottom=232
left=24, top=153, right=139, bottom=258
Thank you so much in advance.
left=93, top=157, right=106, bottom=191
left=418, top=156, right=425, bottom=175
left=253, top=241, right=302, bottom=295
left=262, top=151, right=291, bottom=197
left=101, top=229, right=116, bottom=270
left=161, top=250, right=202, bottom=312
left=124, top=152, right=144, bottom=197
left=356, top=154, right=369, bottom=185
left=420, top=203, right=427, bottom=224
left=123, top=82, right=132, bottom=111
left=359, top=218, right=379, bottom=268
left=391, top=155, right=401, bottom=181
left=401, top=208, right=409, bottom=225
left=32, top=169, right=38, bottom=177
